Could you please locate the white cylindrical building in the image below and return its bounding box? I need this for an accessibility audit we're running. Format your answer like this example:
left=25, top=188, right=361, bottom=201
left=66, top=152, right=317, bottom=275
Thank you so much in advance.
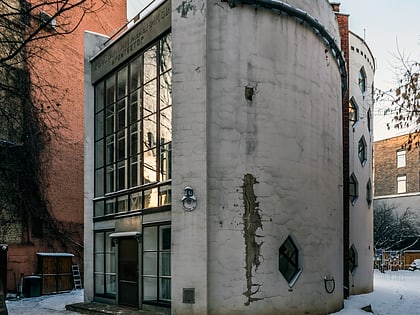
left=172, top=0, right=345, bottom=314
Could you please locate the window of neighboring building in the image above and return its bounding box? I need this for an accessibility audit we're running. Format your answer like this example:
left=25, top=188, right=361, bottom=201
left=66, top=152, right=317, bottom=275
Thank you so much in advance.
left=397, top=174, right=407, bottom=194
left=19, top=0, right=31, bottom=26
left=93, top=33, right=172, bottom=217
left=349, top=245, right=358, bottom=274
left=143, top=224, right=171, bottom=305
left=94, top=230, right=116, bottom=298
left=366, top=179, right=372, bottom=208
left=358, top=67, right=367, bottom=94
left=349, top=98, right=358, bottom=126
left=349, top=173, right=358, bottom=205
left=279, top=235, right=301, bottom=287
left=358, top=136, right=367, bottom=166
left=397, top=149, right=406, bottom=168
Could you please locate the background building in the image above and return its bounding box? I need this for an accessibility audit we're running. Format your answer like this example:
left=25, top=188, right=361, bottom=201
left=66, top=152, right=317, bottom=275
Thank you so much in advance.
left=0, top=0, right=126, bottom=293
left=374, top=133, right=420, bottom=212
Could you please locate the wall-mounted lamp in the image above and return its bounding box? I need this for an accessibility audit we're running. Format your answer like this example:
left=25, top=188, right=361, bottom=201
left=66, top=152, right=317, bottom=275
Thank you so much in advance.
left=182, top=186, right=197, bottom=211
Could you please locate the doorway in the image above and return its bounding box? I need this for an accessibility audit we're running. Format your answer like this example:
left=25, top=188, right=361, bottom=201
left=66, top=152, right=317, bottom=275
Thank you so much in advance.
left=118, top=238, right=139, bottom=308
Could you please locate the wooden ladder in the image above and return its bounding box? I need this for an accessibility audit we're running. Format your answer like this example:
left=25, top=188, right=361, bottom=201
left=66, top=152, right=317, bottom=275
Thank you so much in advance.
left=72, top=264, right=83, bottom=290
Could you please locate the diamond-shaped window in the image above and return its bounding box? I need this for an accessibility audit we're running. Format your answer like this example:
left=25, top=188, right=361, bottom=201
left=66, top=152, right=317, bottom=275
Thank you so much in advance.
left=279, top=236, right=301, bottom=286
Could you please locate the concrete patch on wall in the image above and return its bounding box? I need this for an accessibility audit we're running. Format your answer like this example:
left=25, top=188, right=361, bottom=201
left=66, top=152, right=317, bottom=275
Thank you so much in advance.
left=242, top=173, right=263, bottom=305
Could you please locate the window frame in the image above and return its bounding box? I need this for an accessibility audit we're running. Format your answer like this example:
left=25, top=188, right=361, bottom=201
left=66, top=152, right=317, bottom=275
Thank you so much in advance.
left=349, top=98, right=358, bottom=127
left=278, top=235, right=302, bottom=287
left=397, top=174, right=407, bottom=194
left=349, top=173, right=358, bottom=205
left=358, top=136, right=367, bottom=166
left=94, top=230, right=117, bottom=299
left=397, top=149, right=406, bottom=168
left=358, top=67, right=367, bottom=94
left=142, top=223, right=171, bottom=306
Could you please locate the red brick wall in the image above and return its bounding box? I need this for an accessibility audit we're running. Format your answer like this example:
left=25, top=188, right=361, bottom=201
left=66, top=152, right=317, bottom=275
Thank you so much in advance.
left=374, top=134, right=420, bottom=196
left=6, top=0, right=127, bottom=292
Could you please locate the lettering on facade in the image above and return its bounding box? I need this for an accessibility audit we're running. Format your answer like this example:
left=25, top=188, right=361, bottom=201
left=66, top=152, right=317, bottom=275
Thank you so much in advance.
left=91, top=0, right=171, bottom=83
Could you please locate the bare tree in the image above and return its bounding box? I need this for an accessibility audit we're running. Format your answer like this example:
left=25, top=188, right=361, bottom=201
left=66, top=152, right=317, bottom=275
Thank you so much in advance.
left=374, top=202, right=420, bottom=250
left=0, top=0, right=113, bottom=253
left=377, top=45, right=420, bottom=149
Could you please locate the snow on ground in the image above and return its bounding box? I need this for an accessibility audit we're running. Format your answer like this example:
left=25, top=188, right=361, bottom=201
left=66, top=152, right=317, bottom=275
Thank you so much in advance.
left=331, top=270, right=420, bottom=315
left=4, top=270, right=420, bottom=314
left=6, top=289, right=83, bottom=314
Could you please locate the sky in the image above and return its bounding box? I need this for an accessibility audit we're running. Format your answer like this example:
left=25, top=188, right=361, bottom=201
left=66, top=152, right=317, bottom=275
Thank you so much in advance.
left=339, top=0, right=420, bottom=140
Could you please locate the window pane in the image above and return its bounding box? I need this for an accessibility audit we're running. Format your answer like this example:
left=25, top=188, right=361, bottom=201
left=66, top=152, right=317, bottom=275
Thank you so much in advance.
left=144, top=149, right=157, bottom=184
left=95, top=233, right=104, bottom=252
left=160, top=71, right=172, bottom=109
left=117, top=195, right=128, bottom=212
left=144, top=114, right=157, bottom=150
left=397, top=150, right=406, bottom=168
left=106, top=164, right=115, bottom=193
left=160, top=107, right=172, bottom=144
left=160, top=226, right=171, bottom=250
left=106, top=135, right=115, bottom=164
left=117, top=99, right=127, bottom=131
left=397, top=175, right=406, bottom=193
left=144, top=187, right=158, bottom=209
left=144, top=46, right=157, bottom=83
left=130, top=90, right=142, bottom=123
left=95, top=140, right=104, bottom=168
left=95, top=253, right=104, bottom=272
left=159, top=185, right=171, bottom=206
left=130, top=56, right=142, bottom=91
left=130, top=191, right=143, bottom=211
left=144, top=80, right=157, bottom=116
left=95, top=111, right=104, bottom=140
left=94, top=200, right=104, bottom=217
left=160, top=278, right=171, bottom=301
left=143, top=226, right=157, bottom=251
left=160, top=34, right=172, bottom=72
left=105, top=274, right=116, bottom=296
left=106, top=76, right=116, bottom=106
left=117, top=66, right=128, bottom=99
left=95, top=82, right=105, bottom=113
left=106, top=105, right=115, bottom=136
left=95, top=274, right=105, bottom=295
left=143, top=252, right=157, bottom=276
left=130, top=123, right=141, bottom=156
left=160, top=143, right=171, bottom=181
left=105, top=198, right=116, bottom=215
left=117, top=130, right=126, bottom=161
left=143, top=277, right=157, bottom=301
left=130, top=154, right=141, bottom=187
left=159, top=253, right=171, bottom=276
left=95, top=168, right=104, bottom=197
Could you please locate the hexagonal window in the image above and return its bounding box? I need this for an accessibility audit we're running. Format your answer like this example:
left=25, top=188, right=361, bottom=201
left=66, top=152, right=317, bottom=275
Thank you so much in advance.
left=279, top=236, right=301, bottom=286
left=349, top=98, right=358, bottom=126
left=349, top=244, right=358, bottom=274
left=358, top=136, right=367, bottom=166
left=349, top=173, right=358, bottom=205
left=358, top=67, right=367, bottom=94
left=366, top=179, right=372, bottom=208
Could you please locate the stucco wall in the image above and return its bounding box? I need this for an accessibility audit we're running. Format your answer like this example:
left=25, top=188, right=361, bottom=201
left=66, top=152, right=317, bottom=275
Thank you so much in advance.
left=172, top=0, right=343, bottom=314
left=348, top=31, right=375, bottom=295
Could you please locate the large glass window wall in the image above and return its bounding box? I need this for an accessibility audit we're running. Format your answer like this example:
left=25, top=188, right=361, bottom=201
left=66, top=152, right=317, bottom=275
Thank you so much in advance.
left=93, top=33, right=172, bottom=217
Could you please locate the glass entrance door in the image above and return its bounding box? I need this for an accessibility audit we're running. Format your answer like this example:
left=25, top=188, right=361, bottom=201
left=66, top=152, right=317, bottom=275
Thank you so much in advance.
left=118, top=238, right=139, bottom=308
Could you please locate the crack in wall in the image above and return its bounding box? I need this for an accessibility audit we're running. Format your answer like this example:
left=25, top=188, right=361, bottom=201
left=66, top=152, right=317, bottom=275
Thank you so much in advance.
left=242, top=173, right=264, bottom=305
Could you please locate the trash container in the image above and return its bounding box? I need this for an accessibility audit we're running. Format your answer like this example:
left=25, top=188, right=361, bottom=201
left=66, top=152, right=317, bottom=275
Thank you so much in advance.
left=23, top=276, right=41, bottom=297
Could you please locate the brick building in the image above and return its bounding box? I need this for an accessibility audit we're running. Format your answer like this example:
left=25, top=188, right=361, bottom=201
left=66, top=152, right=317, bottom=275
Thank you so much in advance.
left=0, top=0, right=126, bottom=293
left=374, top=133, right=420, bottom=215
